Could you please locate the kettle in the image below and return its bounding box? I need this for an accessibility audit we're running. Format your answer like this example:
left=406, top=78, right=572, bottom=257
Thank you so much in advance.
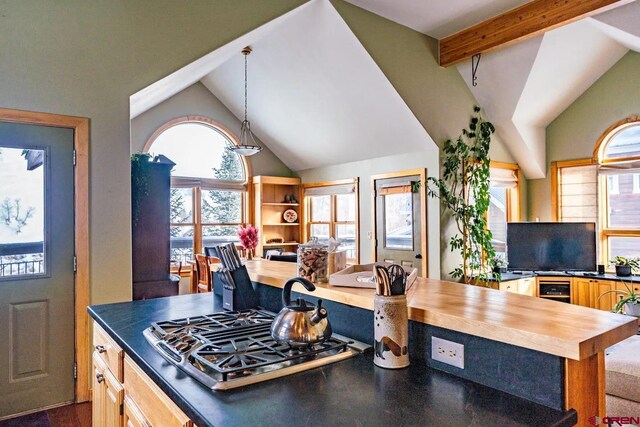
left=270, top=277, right=332, bottom=347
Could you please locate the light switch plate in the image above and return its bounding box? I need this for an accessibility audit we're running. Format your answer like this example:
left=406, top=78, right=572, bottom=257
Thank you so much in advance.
left=432, top=336, right=464, bottom=369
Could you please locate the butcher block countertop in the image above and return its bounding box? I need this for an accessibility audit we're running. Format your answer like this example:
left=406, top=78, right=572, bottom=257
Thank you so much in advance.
left=245, top=260, right=637, bottom=361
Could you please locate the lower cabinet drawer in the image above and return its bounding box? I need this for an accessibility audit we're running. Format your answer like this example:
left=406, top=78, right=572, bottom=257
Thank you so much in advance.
left=123, top=355, right=193, bottom=427
left=499, top=281, right=518, bottom=293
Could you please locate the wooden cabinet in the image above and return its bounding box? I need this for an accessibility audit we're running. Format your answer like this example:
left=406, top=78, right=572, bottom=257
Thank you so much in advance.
left=481, top=278, right=535, bottom=296
left=92, top=321, right=193, bottom=427
left=123, top=396, right=150, bottom=427
left=92, top=352, right=123, bottom=427
left=131, top=156, right=179, bottom=300
left=591, top=280, right=616, bottom=311
left=518, top=277, right=536, bottom=297
left=253, top=176, right=302, bottom=257
left=570, top=278, right=617, bottom=311
left=613, top=282, right=639, bottom=311
left=572, top=278, right=592, bottom=308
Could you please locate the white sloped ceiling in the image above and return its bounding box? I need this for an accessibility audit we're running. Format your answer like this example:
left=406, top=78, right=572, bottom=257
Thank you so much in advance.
left=201, top=0, right=435, bottom=171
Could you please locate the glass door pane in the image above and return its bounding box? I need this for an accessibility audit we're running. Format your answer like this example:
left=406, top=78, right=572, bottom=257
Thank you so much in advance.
left=0, top=147, right=45, bottom=277
left=384, top=192, right=413, bottom=250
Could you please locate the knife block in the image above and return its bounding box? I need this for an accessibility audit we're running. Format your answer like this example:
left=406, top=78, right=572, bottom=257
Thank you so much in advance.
left=221, top=265, right=259, bottom=311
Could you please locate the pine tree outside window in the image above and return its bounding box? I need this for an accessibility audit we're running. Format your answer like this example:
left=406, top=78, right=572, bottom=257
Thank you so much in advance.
left=145, top=118, right=249, bottom=263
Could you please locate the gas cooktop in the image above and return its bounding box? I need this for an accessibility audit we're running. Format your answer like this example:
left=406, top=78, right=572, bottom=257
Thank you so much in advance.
left=143, top=309, right=369, bottom=391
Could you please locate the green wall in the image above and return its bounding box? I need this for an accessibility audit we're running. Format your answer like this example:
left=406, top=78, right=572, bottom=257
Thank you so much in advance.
left=528, top=51, right=640, bottom=221
left=320, top=1, right=516, bottom=279
left=0, top=0, right=306, bottom=304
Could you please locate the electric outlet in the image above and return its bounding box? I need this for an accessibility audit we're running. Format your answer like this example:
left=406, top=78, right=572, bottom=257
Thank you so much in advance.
left=431, top=336, right=464, bottom=369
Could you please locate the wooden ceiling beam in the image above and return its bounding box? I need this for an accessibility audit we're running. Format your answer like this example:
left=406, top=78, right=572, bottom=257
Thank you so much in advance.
left=439, top=0, right=632, bottom=67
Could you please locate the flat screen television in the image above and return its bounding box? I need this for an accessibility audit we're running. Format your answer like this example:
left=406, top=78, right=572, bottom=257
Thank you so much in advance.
left=506, top=222, right=596, bottom=271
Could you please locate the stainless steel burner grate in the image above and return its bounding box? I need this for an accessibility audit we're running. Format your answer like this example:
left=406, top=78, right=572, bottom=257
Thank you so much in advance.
left=143, top=309, right=369, bottom=391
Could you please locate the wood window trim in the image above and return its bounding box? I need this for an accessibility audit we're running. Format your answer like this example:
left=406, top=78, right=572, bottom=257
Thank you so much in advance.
left=302, top=178, right=360, bottom=264
left=594, top=117, right=640, bottom=267
left=143, top=115, right=252, bottom=182
left=592, top=115, right=640, bottom=161
left=0, top=108, right=91, bottom=402
left=370, top=169, right=427, bottom=276
left=489, top=161, right=521, bottom=223
left=170, top=185, right=248, bottom=257
left=550, top=158, right=597, bottom=222
left=145, top=117, right=252, bottom=259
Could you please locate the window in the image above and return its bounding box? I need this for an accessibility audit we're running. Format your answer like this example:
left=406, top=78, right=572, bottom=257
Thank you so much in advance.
left=488, top=163, right=520, bottom=259
left=596, top=118, right=640, bottom=263
left=304, top=179, right=359, bottom=263
left=552, top=161, right=598, bottom=224
left=145, top=118, right=248, bottom=262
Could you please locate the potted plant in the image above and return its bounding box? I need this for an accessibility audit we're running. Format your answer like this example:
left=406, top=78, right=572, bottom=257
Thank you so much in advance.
left=419, top=106, right=496, bottom=285
left=599, top=282, right=640, bottom=317
left=492, top=255, right=508, bottom=274
left=610, top=256, right=639, bottom=277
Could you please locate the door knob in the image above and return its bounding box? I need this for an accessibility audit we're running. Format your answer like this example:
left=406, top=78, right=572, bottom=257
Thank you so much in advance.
left=95, top=345, right=106, bottom=353
left=96, top=373, right=104, bottom=383
left=415, top=254, right=422, bottom=259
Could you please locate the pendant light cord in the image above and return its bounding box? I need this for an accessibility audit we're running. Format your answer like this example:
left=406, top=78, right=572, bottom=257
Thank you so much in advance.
left=244, top=50, right=249, bottom=123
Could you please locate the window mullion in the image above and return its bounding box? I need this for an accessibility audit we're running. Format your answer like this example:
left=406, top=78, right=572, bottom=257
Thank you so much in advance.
left=194, top=187, right=202, bottom=255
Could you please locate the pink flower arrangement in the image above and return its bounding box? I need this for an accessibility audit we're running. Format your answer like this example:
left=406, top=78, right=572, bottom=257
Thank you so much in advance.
left=237, top=224, right=259, bottom=252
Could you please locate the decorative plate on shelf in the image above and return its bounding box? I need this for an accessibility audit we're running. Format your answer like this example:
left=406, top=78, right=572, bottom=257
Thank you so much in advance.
left=283, top=209, right=298, bottom=223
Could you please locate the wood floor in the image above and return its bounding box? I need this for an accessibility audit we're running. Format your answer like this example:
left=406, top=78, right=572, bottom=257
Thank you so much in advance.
left=48, top=403, right=91, bottom=427
left=0, top=403, right=91, bottom=427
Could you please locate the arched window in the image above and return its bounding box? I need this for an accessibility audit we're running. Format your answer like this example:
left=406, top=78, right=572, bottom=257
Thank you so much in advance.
left=145, top=116, right=250, bottom=262
left=595, top=117, right=640, bottom=264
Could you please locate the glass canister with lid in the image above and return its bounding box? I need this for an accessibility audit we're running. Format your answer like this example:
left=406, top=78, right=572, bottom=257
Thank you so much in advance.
left=297, top=237, right=329, bottom=283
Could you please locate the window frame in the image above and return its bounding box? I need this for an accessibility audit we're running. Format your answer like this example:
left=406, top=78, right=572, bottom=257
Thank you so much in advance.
left=303, top=178, right=360, bottom=264
left=487, top=162, right=521, bottom=261
left=488, top=161, right=521, bottom=222
left=594, top=116, right=640, bottom=266
left=144, top=116, right=251, bottom=262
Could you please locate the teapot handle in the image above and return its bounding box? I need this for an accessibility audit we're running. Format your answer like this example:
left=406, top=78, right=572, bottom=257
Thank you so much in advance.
left=283, top=277, right=316, bottom=307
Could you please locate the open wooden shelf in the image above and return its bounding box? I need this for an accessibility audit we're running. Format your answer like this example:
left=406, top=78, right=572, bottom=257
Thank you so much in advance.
left=253, top=176, right=302, bottom=256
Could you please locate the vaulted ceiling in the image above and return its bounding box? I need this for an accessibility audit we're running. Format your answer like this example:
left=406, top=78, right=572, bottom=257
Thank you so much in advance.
left=131, top=0, right=640, bottom=178
left=346, top=0, right=640, bottom=178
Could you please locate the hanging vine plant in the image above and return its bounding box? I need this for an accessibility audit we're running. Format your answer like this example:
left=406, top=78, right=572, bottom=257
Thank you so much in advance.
left=131, top=152, right=152, bottom=226
left=422, top=106, right=496, bottom=285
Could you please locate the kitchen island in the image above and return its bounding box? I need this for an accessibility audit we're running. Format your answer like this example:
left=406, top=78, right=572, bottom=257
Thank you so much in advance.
left=244, top=260, right=637, bottom=425
left=88, top=260, right=635, bottom=426
left=89, top=293, right=577, bottom=427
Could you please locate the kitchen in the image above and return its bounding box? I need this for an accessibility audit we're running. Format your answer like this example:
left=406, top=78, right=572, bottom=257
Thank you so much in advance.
left=1, top=0, right=640, bottom=426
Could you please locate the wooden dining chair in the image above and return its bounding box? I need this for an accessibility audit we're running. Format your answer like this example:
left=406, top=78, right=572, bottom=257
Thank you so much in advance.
left=195, top=254, right=212, bottom=293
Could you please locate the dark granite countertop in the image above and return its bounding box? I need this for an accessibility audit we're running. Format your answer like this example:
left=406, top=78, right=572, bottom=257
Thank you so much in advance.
left=488, top=271, right=640, bottom=283
left=88, top=293, right=577, bottom=427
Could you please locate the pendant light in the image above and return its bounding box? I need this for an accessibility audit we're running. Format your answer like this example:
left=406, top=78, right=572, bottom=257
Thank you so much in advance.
left=230, top=46, right=263, bottom=156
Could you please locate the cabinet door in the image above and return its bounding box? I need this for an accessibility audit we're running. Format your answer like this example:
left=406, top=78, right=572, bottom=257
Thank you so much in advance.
left=592, top=280, right=616, bottom=311
left=614, top=282, right=639, bottom=312
left=104, top=369, right=124, bottom=427
left=92, top=353, right=106, bottom=427
left=572, top=278, right=591, bottom=307
left=123, top=396, right=150, bottom=427
left=518, top=278, right=536, bottom=297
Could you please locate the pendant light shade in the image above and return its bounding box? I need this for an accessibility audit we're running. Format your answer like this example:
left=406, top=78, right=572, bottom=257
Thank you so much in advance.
left=229, top=46, right=263, bottom=157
